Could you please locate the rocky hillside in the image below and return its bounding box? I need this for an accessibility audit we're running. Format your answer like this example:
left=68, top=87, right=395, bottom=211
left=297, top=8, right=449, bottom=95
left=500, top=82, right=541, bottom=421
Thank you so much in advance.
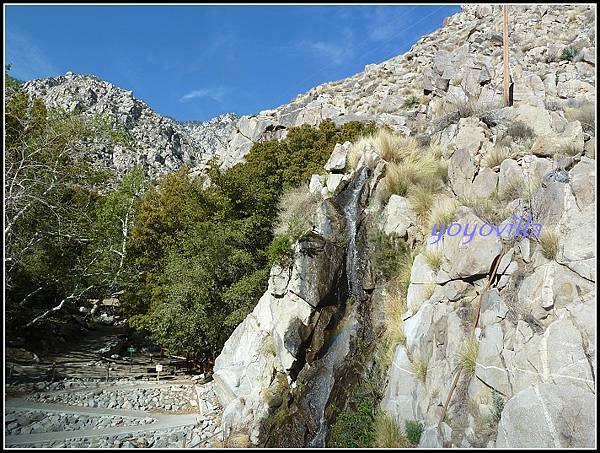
left=211, top=3, right=596, bottom=448
left=22, top=5, right=595, bottom=181
left=18, top=3, right=596, bottom=448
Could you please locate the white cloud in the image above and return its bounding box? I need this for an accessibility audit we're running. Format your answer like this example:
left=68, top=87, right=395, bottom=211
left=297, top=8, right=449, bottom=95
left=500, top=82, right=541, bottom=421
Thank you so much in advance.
left=6, top=30, right=59, bottom=81
left=179, top=86, right=229, bottom=103
left=297, top=39, right=354, bottom=65
left=364, top=6, right=415, bottom=42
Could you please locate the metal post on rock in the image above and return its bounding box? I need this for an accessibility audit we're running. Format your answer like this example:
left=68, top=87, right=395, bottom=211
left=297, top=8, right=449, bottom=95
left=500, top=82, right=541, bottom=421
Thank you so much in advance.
left=503, top=4, right=511, bottom=107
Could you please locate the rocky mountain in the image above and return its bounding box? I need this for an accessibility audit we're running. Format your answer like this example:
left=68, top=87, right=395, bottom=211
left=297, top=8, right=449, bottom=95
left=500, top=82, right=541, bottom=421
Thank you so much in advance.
left=22, top=73, right=240, bottom=178
left=22, top=5, right=595, bottom=181
left=210, top=3, right=596, bottom=448
left=18, top=3, right=596, bottom=448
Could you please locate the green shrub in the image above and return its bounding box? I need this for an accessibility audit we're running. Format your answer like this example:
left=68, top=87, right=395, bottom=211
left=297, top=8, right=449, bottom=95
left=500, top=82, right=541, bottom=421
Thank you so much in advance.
left=560, top=46, right=578, bottom=61
left=402, top=95, right=420, bottom=109
left=267, top=235, right=293, bottom=265
left=404, top=419, right=424, bottom=446
left=368, top=232, right=410, bottom=280
left=4, top=87, right=144, bottom=334
left=121, top=119, right=377, bottom=360
left=507, top=121, right=536, bottom=141
left=329, top=401, right=376, bottom=448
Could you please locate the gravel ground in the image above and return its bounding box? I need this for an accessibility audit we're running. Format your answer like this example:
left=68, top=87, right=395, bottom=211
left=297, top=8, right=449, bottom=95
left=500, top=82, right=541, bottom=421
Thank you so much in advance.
left=5, top=410, right=156, bottom=436
left=7, top=380, right=223, bottom=448
left=11, top=419, right=222, bottom=448
left=25, top=384, right=197, bottom=412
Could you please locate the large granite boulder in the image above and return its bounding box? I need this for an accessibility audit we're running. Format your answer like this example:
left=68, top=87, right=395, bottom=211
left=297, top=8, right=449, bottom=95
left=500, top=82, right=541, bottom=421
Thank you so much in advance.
left=496, top=383, right=595, bottom=447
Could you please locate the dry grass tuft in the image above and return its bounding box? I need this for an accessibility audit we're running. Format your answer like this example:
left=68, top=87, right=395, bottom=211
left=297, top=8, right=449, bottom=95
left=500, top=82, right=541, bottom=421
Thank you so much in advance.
left=408, top=185, right=435, bottom=223
left=457, top=336, right=480, bottom=378
left=483, top=146, right=513, bottom=168
left=565, top=103, right=595, bottom=135
left=559, top=143, right=583, bottom=156
left=274, top=184, right=319, bottom=239
left=411, top=356, right=428, bottom=384
left=422, top=282, right=436, bottom=301
left=218, top=431, right=252, bottom=448
left=507, top=121, right=536, bottom=142
left=460, top=195, right=508, bottom=224
left=498, top=177, right=526, bottom=202
left=538, top=228, right=559, bottom=260
left=429, top=197, right=457, bottom=232
left=423, top=248, right=444, bottom=272
left=373, top=413, right=411, bottom=448
left=378, top=288, right=408, bottom=371
left=347, top=129, right=447, bottom=207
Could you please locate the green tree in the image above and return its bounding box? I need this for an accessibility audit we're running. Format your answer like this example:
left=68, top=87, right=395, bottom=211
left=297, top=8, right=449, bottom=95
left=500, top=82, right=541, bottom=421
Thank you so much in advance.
left=4, top=83, right=143, bottom=332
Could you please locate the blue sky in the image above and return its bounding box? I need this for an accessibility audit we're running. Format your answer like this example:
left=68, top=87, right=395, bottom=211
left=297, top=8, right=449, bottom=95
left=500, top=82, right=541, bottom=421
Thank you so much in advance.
left=5, top=5, right=460, bottom=121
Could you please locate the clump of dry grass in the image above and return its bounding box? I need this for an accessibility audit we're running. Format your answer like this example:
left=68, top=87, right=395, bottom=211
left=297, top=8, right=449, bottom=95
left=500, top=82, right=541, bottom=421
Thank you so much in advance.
left=538, top=228, right=559, bottom=260
left=378, top=288, right=408, bottom=372
left=422, top=282, right=436, bottom=301
left=274, top=184, right=319, bottom=239
left=507, top=121, right=536, bottom=142
left=372, top=129, right=419, bottom=163
left=565, top=103, right=595, bottom=135
left=559, top=143, right=583, bottom=156
left=391, top=251, right=415, bottom=299
left=423, top=248, right=444, bottom=272
left=349, top=129, right=419, bottom=170
left=408, top=185, right=435, bottom=223
left=373, top=413, right=410, bottom=448
left=218, top=431, right=252, bottom=448
left=498, top=177, right=526, bottom=202
left=411, top=356, right=428, bottom=384
left=457, top=336, right=480, bottom=378
left=377, top=162, right=411, bottom=200
left=347, top=129, right=446, bottom=207
left=460, top=195, right=508, bottom=224
left=483, top=146, right=513, bottom=168
left=429, top=197, right=457, bottom=232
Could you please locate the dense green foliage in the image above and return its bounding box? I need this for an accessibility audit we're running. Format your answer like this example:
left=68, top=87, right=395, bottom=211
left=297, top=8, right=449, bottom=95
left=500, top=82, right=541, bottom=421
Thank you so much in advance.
left=368, top=231, right=410, bottom=280
left=5, top=84, right=143, bottom=333
left=121, top=119, right=376, bottom=359
left=404, top=419, right=424, bottom=446
left=329, top=400, right=376, bottom=448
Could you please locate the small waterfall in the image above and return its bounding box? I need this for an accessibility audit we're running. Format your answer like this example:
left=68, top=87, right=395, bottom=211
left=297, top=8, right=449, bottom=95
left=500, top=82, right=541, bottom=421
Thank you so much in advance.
left=344, top=166, right=371, bottom=302
left=306, top=166, right=372, bottom=447
left=262, top=166, right=374, bottom=448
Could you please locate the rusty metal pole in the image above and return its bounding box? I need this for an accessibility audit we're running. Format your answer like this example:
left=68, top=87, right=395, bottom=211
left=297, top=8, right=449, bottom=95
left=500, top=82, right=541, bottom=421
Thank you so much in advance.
left=503, top=5, right=510, bottom=106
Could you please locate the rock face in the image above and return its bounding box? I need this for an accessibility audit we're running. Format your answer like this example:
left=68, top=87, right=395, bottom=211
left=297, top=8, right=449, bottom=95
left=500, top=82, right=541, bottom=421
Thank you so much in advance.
left=210, top=3, right=596, bottom=449
left=213, top=158, right=378, bottom=446
left=496, top=383, right=595, bottom=448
